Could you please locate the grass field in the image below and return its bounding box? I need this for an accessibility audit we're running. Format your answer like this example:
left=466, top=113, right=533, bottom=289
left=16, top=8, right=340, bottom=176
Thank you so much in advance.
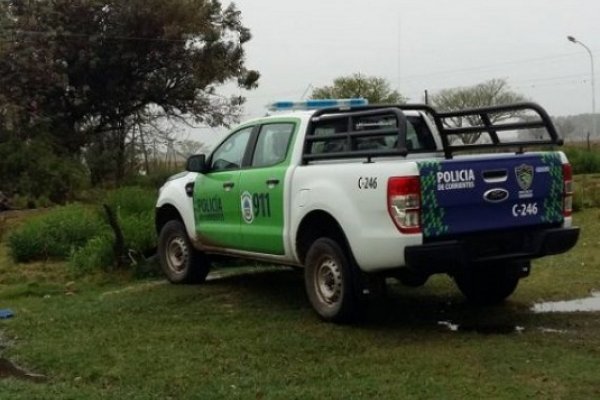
left=0, top=209, right=599, bottom=399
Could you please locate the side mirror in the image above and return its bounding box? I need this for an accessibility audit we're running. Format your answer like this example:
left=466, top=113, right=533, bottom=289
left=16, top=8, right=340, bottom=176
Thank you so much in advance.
left=186, top=154, right=208, bottom=174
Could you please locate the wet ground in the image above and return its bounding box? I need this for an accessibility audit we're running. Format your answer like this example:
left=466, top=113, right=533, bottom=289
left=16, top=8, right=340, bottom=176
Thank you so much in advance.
left=437, top=320, right=525, bottom=334
left=435, top=291, right=600, bottom=333
left=532, top=291, right=600, bottom=313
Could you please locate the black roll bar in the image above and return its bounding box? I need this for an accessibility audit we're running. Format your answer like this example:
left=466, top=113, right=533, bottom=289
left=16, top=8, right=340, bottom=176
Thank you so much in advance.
left=301, top=102, right=562, bottom=163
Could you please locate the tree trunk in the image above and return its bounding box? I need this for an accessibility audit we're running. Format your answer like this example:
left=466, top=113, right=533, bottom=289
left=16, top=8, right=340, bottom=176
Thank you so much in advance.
left=103, top=204, right=126, bottom=268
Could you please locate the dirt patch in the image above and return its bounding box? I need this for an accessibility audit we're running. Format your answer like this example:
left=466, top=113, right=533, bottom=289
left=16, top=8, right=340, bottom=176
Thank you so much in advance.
left=0, top=358, right=46, bottom=383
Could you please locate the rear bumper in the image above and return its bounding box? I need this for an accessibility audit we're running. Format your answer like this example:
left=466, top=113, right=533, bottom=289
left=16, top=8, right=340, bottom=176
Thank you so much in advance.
left=404, top=227, right=580, bottom=275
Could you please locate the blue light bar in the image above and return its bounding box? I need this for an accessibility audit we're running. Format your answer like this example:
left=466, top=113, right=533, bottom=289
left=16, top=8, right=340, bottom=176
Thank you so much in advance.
left=267, top=98, right=369, bottom=111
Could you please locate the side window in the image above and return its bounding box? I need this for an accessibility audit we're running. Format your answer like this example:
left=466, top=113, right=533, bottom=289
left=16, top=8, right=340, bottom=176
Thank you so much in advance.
left=310, top=119, right=347, bottom=154
left=210, top=127, right=253, bottom=172
left=406, top=116, right=436, bottom=152
left=251, top=123, right=295, bottom=167
left=354, top=115, right=396, bottom=151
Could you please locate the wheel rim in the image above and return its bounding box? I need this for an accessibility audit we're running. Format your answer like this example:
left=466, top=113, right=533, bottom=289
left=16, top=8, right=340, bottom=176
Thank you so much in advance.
left=166, top=236, right=188, bottom=274
left=314, top=256, right=343, bottom=305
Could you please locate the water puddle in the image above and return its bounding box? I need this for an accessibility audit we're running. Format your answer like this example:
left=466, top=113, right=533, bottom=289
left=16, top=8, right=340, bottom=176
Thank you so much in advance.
left=0, top=358, right=46, bottom=383
left=532, top=292, right=600, bottom=313
left=438, top=321, right=524, bottom=334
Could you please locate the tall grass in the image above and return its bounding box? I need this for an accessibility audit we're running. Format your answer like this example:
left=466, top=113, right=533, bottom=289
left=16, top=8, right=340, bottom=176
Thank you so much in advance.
left=563, top=145, right=600, bottom=174
left=7, top=187, right=158, bottom=275
left=8, top=205, right=107, bottom=262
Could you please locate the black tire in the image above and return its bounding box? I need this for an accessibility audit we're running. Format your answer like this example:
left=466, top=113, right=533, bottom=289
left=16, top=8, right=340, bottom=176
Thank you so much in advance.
left=304, top=238, right=359, bottom=322
left=454, top=261, right=524, bottom=305
left=158, top=220, right=210, bottom=284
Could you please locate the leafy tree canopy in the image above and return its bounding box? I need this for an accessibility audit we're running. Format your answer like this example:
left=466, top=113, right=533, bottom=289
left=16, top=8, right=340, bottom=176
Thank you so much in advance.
left=311, top=73, right=406, bottom=104
left=431, top=79, right=527, bottom=144
left=0, top=0, right=259, bottom=151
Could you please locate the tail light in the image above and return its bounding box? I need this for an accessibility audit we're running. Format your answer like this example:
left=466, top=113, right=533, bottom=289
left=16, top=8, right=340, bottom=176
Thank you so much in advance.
left=563, top=163, right=573, bottom=217
left=388, top=176, right=421, bottom=234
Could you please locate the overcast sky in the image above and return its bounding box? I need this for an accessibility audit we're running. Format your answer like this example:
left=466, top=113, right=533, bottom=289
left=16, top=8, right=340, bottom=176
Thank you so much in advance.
left=195, top=0, right=600, bottom=146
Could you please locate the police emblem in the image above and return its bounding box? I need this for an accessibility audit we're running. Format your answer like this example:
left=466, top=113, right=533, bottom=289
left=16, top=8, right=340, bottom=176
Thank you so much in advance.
left=515, top=164, right=534, bottom=191
left=241, top=192, right=254, bottom=224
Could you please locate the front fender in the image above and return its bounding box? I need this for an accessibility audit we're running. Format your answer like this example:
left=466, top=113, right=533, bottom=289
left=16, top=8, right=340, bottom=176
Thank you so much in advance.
left=156, top=172, right=198, bottom=242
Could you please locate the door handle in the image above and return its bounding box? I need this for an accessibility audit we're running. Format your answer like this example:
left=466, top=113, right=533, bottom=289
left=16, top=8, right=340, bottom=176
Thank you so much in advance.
left=223, top=181, right=235, bottom=190
left=266, top=178, right=280, bottom=187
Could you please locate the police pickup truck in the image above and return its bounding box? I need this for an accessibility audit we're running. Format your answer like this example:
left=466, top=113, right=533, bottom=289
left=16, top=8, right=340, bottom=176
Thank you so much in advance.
left=155, top=99, right=579, bottom=322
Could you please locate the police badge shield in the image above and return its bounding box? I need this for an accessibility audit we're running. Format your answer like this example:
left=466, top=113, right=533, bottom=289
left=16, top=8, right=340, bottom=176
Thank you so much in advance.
left=515, top=164, right=534, bottom=191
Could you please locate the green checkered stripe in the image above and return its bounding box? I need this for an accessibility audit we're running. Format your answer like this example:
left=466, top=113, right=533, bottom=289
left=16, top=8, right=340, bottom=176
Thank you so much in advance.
left=417, top=161, right=449, bottom=238
left=540, top=152, right=564, bottom=224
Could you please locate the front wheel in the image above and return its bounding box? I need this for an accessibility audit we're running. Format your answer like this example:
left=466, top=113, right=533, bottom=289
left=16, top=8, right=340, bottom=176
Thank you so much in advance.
left=454, top=261, right=525, bottom=305
left=304, top=238, right=359, bottom=322
left=158, top=220, right=210, bottom=284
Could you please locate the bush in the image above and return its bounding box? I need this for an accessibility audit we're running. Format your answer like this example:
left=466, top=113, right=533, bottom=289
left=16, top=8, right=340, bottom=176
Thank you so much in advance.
left=8, top=187, right=158, bottom=276
left=119, top=212, right=157, bottom=256
left=69, top=234, right=114, bottom=274
left=103, top=186, right=157, bottom=260
left=8, top=205, right=107, bottom=262
left=104, top=186, right=157, bottom=217
left=0, top=137, right=88, bottom=204
left=563, top=146, right=600, bottom=174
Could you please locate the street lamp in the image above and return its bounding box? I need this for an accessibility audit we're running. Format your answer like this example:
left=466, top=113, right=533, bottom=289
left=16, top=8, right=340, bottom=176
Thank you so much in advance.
left=568, top=35, right=596, bottom=146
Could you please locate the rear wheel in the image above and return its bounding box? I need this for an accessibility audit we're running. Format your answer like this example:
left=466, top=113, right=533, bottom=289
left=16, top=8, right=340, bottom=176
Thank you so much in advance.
left=304, top=238, right=359, bottom=322
left=158, top=220, right=210, bottom=284
left=454, top=261, right=525, bottom=305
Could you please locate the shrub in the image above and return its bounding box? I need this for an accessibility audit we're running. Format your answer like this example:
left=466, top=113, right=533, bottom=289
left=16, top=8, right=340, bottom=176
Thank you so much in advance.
left=102, top=187, right=157, bottom=260
left=104, top=186, right=157, bottom=217
left=563, top=146, right=600, bottom=174
left=0, top=137, right=88, bottom=204
left=8, top=187, right=158, bottom=276
left=69, top=234, right=114, bottom=274
left=8, top=205, right=107, bottom=262
left=119, top=211, right=157, bottom=256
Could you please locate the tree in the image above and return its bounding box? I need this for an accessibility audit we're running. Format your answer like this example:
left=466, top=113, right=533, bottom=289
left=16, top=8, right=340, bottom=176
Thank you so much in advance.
left=311, top=73, right=406, bottom=104
left=553, top=117, right=577, bottom=141
left=431, top=79, right=527, bottom=144
left=0, top=0, right=259, bottom=183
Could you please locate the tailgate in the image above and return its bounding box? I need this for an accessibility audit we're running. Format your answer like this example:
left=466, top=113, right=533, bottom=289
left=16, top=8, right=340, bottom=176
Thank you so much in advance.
left=418, top=153, right=564, bottom=239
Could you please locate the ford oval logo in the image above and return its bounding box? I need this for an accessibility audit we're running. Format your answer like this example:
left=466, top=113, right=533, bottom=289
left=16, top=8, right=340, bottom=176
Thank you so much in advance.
left=484, top=188, right=509, bottom=203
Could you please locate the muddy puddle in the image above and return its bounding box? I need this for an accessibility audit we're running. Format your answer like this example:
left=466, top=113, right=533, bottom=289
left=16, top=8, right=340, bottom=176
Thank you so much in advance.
left=532, top=292, right=600, bottom=313
left=0, top=358, right=46, bottom=383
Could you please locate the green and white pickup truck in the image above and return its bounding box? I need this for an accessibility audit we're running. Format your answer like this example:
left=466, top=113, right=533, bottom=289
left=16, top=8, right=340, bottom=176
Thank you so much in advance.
left=155, top=99, right=579, bottom=322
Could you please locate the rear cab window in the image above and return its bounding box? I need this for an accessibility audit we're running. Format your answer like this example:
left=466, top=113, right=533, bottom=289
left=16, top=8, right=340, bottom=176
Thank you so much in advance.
left=310, top=114, right=436, bottom=155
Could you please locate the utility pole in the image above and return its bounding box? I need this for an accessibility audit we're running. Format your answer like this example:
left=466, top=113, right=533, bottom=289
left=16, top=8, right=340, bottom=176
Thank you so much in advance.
left=568, top=35, right=596, bottom=149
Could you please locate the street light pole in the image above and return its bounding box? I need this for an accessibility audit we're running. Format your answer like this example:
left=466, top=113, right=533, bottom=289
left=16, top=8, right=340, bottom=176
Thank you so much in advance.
left=568, top=35, right=596, bottom=148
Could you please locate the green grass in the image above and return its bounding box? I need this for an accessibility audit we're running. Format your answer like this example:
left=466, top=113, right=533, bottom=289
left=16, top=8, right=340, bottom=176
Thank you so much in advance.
left=574, top=174, right=600, bottom=210
left=0, top=211, right=599, bottom=399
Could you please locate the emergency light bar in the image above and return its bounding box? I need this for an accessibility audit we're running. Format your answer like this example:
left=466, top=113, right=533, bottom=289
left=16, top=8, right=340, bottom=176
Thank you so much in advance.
left=267, top=98, right=368, bottom=111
